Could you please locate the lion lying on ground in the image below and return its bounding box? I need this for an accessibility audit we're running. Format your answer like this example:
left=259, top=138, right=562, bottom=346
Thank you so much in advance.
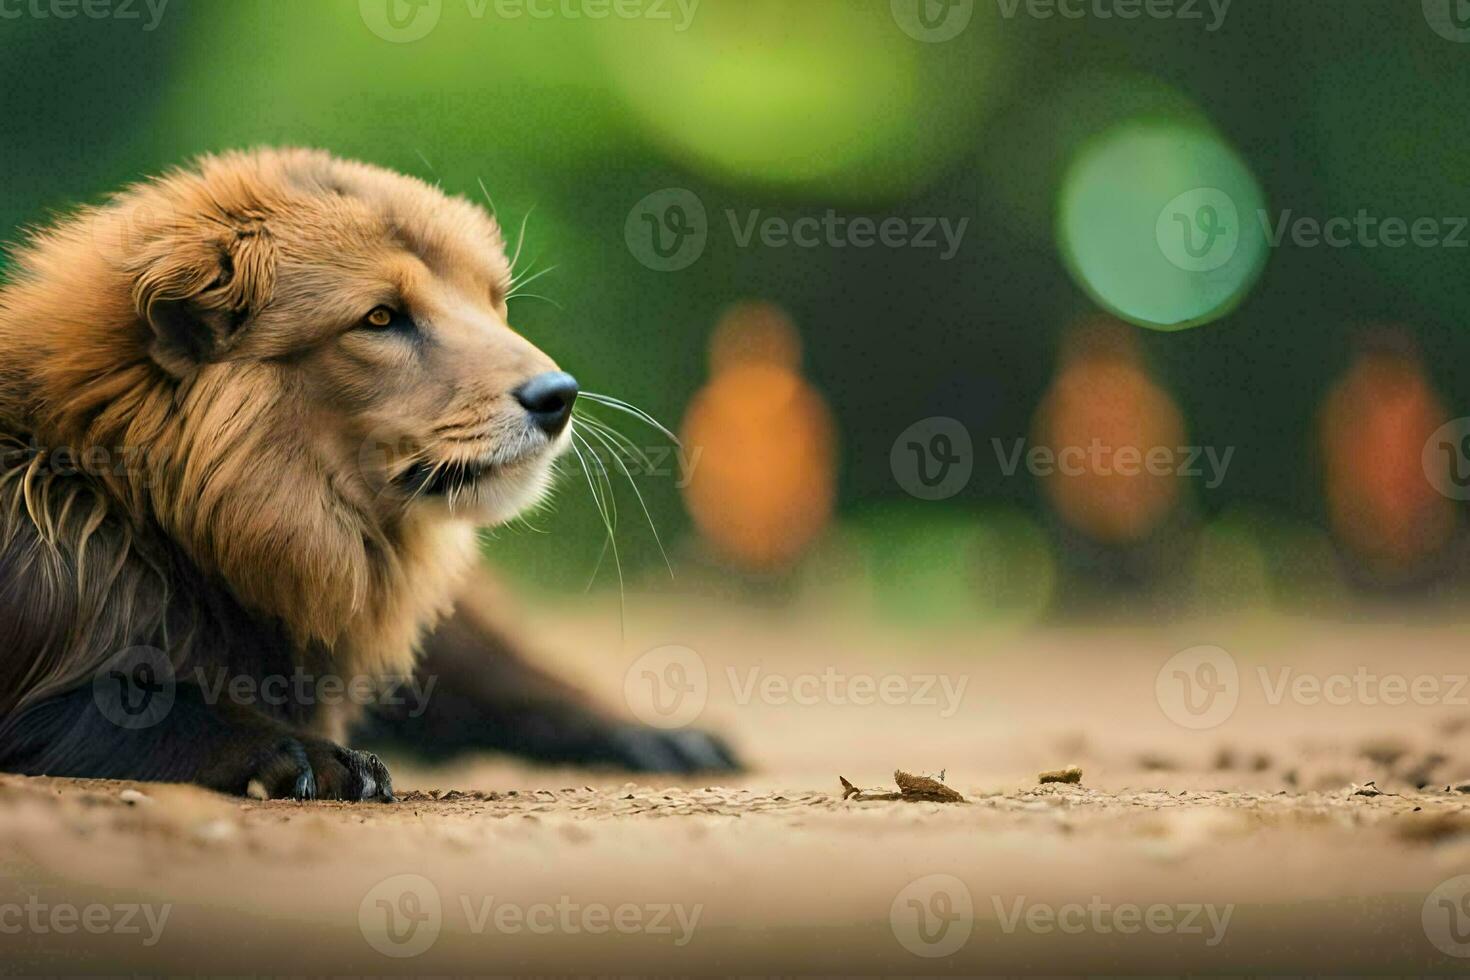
left=0, top=148, right=736, bottom=799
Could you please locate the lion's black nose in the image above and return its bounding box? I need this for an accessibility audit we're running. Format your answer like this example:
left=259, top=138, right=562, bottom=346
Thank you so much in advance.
left=513, top=371, right=579, bottom=435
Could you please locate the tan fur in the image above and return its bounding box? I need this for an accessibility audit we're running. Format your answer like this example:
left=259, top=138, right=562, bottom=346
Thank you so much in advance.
left=0, top=148, right=566, bottom=719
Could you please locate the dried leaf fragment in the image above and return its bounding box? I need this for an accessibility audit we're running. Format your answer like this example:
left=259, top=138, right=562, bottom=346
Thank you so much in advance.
left=838, top=770, right=965, bottom=803
left=894, top=770, right=966, bottom=802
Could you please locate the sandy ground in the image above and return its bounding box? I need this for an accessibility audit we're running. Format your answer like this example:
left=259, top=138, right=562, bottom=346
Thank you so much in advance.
left=6, top=603, right=1470, bottom=974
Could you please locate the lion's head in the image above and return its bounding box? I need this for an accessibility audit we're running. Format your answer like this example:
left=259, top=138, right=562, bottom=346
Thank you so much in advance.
left=0, top=148, right=575, bottom=673
left=131, top=147, right=575, bottom=525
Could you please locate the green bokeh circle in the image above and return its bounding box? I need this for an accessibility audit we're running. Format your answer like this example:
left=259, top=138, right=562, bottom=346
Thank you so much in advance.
left=1057, top=121, right=1269, bottom=331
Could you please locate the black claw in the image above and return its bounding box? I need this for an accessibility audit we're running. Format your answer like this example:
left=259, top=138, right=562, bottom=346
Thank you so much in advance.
left=669, top=730, right=739, bottom=772
left=366, top=753, right=395, bottom=803
left=611, top=727, right=685, bottom=772
left=279, top=738, right=316, bottom=800
left=708, top=733, right=743, bottom=772
left=292, top=767, right=316, bottom=800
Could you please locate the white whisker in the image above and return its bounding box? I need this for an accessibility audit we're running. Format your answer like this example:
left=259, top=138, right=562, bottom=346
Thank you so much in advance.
left=571, top=431, right=624, bottom=633
left=509, top=206, right=535, bottom=277
left=577, top=413, right=654, bottom=472
left=505, top=292, right=563, bottom=310
left=414, top=149, right=440, bottom=186
left=579, top=391, right=681, bottom=447
left=510, top=264, right=558, bottom=292
left=476, top=176, right=498, bottom=219
left=582, top=422, right=673, bottom=580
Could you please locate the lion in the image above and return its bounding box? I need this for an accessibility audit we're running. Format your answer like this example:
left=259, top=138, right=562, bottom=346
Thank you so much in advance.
left=0, top=148, right=737, bottom=800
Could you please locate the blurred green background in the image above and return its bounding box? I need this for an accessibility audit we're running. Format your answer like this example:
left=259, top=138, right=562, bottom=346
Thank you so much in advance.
left=4, top=0, right=1469, bottom=622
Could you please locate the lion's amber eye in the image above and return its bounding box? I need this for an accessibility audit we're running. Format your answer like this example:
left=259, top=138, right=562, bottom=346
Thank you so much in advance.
left=365, top=306, right=395, bottom=328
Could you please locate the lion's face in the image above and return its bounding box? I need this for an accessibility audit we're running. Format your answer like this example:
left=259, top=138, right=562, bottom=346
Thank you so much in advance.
left=300, top=267, right=572, bottom=526
left=129, top=150, right=574, bottom=528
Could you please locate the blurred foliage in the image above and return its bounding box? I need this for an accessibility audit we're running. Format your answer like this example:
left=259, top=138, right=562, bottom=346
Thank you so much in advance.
left=1, top=0, right=1467, bottom=612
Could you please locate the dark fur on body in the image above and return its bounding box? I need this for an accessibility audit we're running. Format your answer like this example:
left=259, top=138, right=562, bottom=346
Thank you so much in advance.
left=0, top=149, right=735, bottom=798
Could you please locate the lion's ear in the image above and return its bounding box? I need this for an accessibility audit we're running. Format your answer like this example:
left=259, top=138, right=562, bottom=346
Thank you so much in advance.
left=133, top=224, right=275, bottom=375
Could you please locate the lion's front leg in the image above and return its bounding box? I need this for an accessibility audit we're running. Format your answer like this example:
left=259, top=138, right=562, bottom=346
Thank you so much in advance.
left=362, top=570, right=741, bottom=773
left=0, top=683, right=394, bottom=801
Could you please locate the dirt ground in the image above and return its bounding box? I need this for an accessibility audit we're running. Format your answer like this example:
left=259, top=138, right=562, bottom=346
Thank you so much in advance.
left=5, top=602, right=1470, bottom=974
